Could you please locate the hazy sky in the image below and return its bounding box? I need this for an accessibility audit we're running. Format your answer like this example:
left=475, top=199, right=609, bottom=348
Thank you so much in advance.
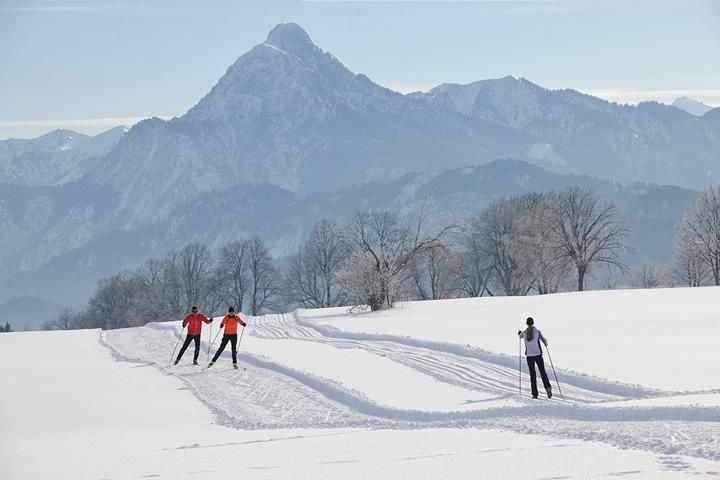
left=1, top=0, right=719, bottom=139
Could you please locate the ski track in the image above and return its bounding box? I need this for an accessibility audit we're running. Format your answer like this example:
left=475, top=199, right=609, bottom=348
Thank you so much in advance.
left=255, top=313, right=640, bottom=403
left=101, top=313, right=720, bottom=462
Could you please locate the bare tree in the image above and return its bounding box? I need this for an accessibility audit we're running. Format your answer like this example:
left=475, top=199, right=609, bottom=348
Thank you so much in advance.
left=247, top=236, right=280, bottom=316
left=337, top=249, right=395, bottom=311
left=549, top=187, right=630, bottom=291
left=519, top=194, right=572, bottom=294
left=676, top=185, right=720, bottom=285
left=42, top=308, right=78, bottom=330
left=670, top=236, right=708, bottom=287
left=470, top=198, right=535, bottom=296
left=87, top=273, right=145, bottom=329
left=597, top=263, right=621, bottom=290
left=339, top=209, right=451, bottom=310
left=154, top=251, right=185, bottom=320
left=130, top=258, right=173, bottom=322
left=631, top=262, right=667, bottom=289
left=410, top=245, right=455, bottom=300
left=452, top=227, right=493, bottom=297
left=215, top=240, right=251, bottom=312
left=178, top=242, right=214, bottom=311
left=285, top=220, right=348, bottom=308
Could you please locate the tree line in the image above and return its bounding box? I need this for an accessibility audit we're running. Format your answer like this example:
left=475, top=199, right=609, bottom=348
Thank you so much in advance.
left=43, top=185, right=720, bottom=330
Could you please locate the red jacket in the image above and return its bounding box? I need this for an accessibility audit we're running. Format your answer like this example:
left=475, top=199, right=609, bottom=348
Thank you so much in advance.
left=221, top=314, right=246, bottom=335
left=182, top=313, right=211, bottom=335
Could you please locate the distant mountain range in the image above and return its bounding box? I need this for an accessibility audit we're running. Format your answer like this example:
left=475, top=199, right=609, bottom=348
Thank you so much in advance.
left=0, top=126, right=126, bottom=186
left=0, top=23, right=714, bottom=321
left=671, top=96, right=714, bottom=117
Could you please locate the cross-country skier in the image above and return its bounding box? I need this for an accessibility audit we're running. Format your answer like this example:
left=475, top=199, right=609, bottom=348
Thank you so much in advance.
left=207, top=306, right=246, bottom=369
left=174, top=306, right=212, bottom=366
left=518, top=317, right=552, bottom=399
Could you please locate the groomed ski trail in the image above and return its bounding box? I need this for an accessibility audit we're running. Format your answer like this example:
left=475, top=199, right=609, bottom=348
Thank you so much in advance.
left=252, top=312, right=659, bottom=403
left=102, top=315, right=720, bottom=462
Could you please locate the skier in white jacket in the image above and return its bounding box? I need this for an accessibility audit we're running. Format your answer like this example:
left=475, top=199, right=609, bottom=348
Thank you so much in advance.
left=518, top=317, right=552, bottom=399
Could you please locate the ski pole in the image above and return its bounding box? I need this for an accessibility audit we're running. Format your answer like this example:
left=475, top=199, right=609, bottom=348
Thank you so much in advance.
left=546, top=345, right=564, bottom=400
left=237, top=323, right=247, bottom=350
left=234, top=323, right=247, bottom=368
left=207, top=324, right=222, bottom=359
left=518, top=336, right=522, bottom=395
left=207, top=315, right=213, bottom=364
left=168, top=323, right=186, bottom=366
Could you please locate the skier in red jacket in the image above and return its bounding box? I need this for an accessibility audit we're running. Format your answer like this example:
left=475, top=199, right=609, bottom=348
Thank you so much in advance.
left=207, top=306, right=246, bottom=369
left=174, top=306, right=212, bottom=365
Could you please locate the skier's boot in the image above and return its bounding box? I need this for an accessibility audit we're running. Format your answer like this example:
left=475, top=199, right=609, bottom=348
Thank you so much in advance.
left=207, top=361, right=214, bottom=369
left=545, top=386, right=553, bottom=399
left=233, top=363, right=239, bottom=369
left=173, top=359, right=180, bottom=365
left=192, top=361, right=199, bottom=366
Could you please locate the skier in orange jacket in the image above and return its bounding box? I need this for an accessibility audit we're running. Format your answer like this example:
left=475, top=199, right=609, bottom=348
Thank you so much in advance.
left=207, top=306, right=247, bottom=369
left=174, top=306, right=212, bottom=365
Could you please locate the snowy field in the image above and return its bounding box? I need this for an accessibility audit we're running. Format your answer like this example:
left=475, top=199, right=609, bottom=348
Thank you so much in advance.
left=1, top=287, right=720, bottom=479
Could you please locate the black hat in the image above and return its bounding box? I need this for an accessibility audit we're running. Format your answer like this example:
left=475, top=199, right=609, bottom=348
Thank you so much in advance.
left=228, top=306, right=235, bottom=312
left=191, top=306, right=197, bottom=311
left=526, top=317, right=534, bottom=326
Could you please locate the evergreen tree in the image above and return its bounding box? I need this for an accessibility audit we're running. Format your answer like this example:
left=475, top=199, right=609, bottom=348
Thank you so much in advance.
left=4, top=322, right=11, bottom=332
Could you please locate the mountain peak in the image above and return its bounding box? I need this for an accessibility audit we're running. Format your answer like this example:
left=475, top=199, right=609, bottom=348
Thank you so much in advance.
left=265, top=23, right=314, bottom=52
left=671, top=96, right=712, bottom=117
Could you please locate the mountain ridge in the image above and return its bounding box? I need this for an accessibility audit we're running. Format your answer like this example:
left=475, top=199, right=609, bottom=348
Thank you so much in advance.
left=0, top=22, right=714, bottom=314
left=0, top=158, right=697, bottom=307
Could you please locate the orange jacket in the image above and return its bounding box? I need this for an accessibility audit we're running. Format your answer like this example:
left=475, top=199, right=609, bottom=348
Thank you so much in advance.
left=221, top=314, right=246, bottom=335
left=182, top=313, right=211, bottom=335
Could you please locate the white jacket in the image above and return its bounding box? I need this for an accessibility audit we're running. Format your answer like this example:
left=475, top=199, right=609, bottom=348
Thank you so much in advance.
left=519, top=327, right=547, bottom=357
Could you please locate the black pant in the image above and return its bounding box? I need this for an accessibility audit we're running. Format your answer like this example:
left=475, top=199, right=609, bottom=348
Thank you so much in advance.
left=177, top=334, right=201, bottom=362
left=211, top=334, right=238, bottom=364
left=527, top=355, right=551, bottom=397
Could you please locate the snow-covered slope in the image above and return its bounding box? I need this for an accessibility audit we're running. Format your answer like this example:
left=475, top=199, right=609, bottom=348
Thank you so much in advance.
left=0, top=126, right=126, bottom=186
left=672, top=96, right=713, bottom=117
left=2, top=287, right=719, bottom=478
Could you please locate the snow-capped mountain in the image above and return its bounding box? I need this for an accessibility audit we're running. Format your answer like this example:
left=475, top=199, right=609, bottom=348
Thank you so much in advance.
left=418, top=78, right=719, bottom=188
left=0, top=126, right=126, bottom=186
left=0, top=23, right=715, bottom=313
left=671, top=96, right=713, bottom=116
left=82, top=23, right=718, bottom=223
left=85, top=23, right=526, bottom=221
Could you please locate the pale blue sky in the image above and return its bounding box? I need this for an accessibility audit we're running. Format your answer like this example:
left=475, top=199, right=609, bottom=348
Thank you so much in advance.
left=1, top=0, right=719, bottom=139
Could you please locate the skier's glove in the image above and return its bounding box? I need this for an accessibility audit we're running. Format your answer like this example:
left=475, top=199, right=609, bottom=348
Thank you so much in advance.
left=517, top=330, right=522, bottom=336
